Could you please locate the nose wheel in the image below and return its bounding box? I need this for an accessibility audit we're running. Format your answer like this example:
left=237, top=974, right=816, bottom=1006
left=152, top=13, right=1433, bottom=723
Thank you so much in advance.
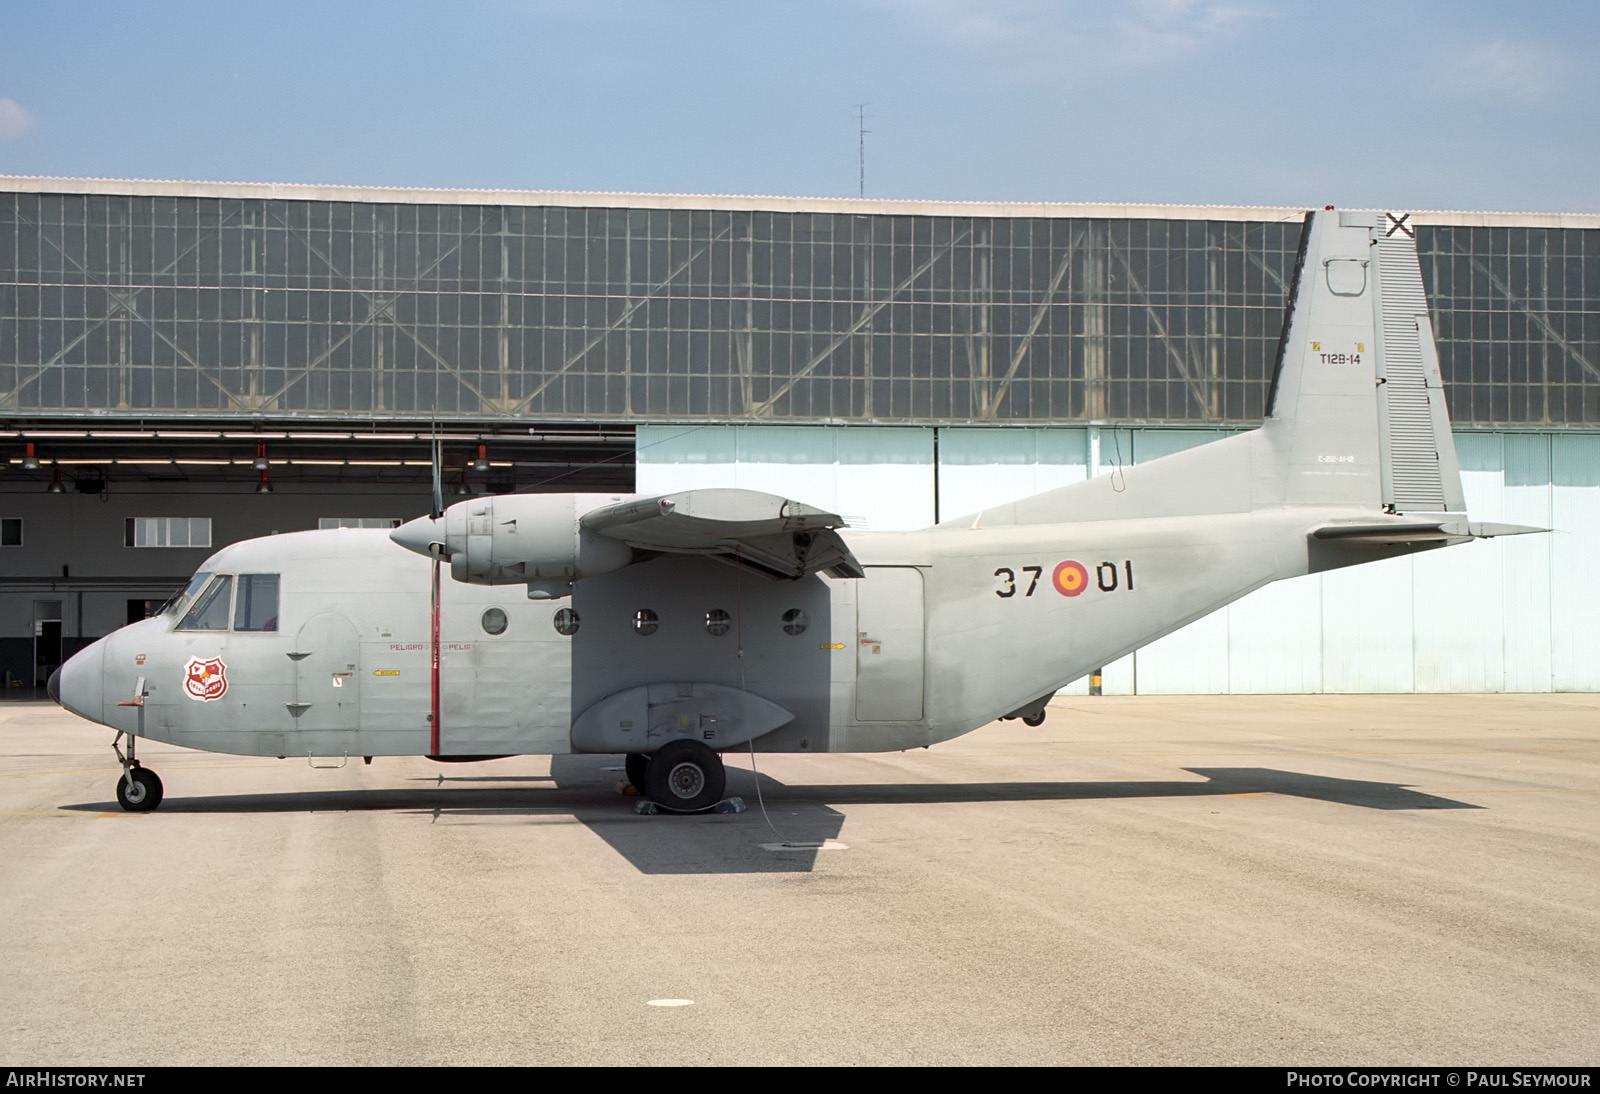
left=112, top=731, right=164, bottom=813
left=116, top=766, right=164, bottom=812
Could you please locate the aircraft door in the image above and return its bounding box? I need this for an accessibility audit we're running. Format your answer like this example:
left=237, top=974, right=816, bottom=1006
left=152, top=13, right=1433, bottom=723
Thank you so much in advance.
left=855, top=566, right=925, bottom=722
left=291, top=613, right=362, bottom=732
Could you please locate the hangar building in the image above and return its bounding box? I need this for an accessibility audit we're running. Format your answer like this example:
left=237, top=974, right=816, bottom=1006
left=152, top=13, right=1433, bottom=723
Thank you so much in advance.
left=2, top=176, right=1596, bottom=695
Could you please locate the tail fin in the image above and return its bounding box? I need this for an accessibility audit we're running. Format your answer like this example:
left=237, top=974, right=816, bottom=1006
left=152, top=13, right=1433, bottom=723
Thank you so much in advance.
left=1259, top=209, right=1465, bottom=514
left=955, top=209, right=1469, bottom=529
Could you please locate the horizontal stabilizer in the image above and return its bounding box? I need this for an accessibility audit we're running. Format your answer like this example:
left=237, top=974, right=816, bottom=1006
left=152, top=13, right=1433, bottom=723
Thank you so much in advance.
left=1311, top=518, right=1547, bottom=545
left=582, top=488, right=865, bottom=579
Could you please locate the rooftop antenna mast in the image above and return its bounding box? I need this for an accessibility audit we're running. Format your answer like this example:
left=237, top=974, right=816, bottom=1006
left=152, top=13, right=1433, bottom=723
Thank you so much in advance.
left=856, top=103, right=870, bottom=198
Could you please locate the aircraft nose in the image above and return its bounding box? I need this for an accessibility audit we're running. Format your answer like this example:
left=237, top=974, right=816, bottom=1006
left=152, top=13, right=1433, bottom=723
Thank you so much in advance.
left=46, top=667, right=61, bottom=705
left=56, top=641, right=105, bottom=723
left=391, top=515, right=448, bottom=560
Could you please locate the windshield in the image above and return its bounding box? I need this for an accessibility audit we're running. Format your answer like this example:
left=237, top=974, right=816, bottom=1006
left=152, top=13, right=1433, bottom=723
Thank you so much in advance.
left=161, top=571, right=213, bottom=618
left=177, top=575, right=233, bottom=631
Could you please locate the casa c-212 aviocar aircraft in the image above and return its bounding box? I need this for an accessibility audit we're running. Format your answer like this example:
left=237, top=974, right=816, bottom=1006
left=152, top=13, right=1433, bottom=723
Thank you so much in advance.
left=52, top=210, right=1539, bottom=814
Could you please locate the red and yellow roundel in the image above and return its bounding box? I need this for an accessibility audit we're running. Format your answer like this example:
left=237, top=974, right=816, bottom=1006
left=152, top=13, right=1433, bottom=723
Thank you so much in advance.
left=1053, top=560, right=1088, bottom=597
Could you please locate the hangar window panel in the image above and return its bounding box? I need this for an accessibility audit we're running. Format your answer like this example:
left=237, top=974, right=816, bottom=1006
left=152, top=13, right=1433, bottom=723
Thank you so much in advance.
left=124, top=517, right=211, bottom=549
left=317, top=518, right=401, bottom=529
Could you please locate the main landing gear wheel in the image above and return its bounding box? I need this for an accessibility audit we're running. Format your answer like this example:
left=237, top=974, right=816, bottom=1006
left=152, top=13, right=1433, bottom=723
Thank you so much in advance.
left=1022, top=712, right=1046, bottom=727
left=643, top=740, right=726, bottom=813
left=624, top=752, right=650, bottom=790
left=115, top=766, right=163, bottom=812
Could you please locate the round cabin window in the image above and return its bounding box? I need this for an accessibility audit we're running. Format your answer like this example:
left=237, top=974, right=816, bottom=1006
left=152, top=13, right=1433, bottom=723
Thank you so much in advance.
left=782, top=608, right=809, bottom=636
left=634, top=609, right=659, bottom=636
left=481, top=607, right=508, bottom=635
left=705, top=608, right=731, bottom=636
left=552, top=607, right=580, bottom=636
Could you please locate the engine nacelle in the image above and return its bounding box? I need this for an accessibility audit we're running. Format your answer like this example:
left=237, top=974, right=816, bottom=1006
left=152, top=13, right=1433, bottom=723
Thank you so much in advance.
left=440, top=494, right=634, bottom=593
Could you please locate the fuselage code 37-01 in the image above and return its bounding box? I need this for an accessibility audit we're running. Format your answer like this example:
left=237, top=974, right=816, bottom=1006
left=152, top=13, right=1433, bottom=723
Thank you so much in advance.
left=994, top=560, right=1135, bottom=599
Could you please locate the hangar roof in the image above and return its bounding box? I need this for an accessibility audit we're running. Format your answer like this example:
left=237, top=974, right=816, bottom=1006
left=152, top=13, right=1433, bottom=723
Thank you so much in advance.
left=3, top=175, right=1596, bottom=230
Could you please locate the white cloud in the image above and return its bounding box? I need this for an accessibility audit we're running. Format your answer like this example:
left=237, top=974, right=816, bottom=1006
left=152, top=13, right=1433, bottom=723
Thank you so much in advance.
left=0, top=98, right=36, bottom=142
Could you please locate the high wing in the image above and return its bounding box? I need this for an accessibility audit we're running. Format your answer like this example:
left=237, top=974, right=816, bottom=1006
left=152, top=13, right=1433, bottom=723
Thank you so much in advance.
left=582, top=488, right=865, bottom=580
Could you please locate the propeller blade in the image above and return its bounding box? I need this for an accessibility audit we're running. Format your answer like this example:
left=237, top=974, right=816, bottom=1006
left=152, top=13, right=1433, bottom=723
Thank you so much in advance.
left=430, top=431, right=444, bottom=521
left=430, top=556, right=441, bottom=756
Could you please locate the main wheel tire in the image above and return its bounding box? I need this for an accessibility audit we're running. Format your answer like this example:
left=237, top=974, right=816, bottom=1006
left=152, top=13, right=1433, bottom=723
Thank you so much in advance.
left=1022, top=712, right=1046, bottom=727
left=643, top=740, right=725, bottom=813
left=624, top=752, right=650, bottom=790
left=116, top=767, right=163, bottom=812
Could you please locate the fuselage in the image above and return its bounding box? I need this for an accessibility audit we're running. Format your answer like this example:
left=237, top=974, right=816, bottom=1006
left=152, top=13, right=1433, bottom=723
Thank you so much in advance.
left=54, top=502, right=1387, bottom=760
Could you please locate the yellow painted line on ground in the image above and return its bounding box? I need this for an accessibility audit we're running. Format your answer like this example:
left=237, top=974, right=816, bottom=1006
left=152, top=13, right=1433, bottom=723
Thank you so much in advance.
left=944, top=747, right=1598, bottom=759
left=1433, top=787, right=1596, bottom=795
left=1, top=810, right=122, bottom=817
left=1, top=761, right=310, bottom=777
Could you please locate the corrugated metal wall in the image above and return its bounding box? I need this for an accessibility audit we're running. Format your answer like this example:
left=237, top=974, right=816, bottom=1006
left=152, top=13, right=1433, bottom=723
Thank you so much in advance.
left=637, top=425, right=1600, bottom=693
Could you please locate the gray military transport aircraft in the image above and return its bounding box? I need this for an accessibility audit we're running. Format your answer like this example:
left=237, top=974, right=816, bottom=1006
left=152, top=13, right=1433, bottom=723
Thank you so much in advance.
left=52, top=210, right=1537, bottom=813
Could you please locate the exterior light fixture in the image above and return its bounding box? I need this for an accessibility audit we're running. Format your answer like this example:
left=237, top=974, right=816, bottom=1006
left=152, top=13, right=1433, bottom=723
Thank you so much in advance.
left=256, top=467, right=274, bottom=494
left=46, top=466, right=64, bottom=493
left=22, top=443, right=38, bottom=471
left=252, top=441, right=269, bottom=471
left=473, top=444, right=489, bottom=473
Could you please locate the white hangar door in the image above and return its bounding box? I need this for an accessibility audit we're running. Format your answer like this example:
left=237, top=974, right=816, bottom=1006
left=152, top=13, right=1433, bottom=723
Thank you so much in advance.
left=855, top=566, right=925, bottom=722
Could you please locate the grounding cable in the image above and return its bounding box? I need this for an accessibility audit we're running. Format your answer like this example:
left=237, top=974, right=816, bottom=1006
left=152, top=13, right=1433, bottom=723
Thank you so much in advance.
left=733, top=544, right=789, bottom=840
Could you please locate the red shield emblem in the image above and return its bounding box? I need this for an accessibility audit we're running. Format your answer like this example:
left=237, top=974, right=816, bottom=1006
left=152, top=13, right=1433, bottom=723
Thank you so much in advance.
left=183, top=656, right=229, bottom=702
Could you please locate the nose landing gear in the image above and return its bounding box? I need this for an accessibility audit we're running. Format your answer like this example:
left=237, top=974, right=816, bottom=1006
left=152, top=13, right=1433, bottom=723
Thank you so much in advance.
left=112, top=731, right=163, bottom=813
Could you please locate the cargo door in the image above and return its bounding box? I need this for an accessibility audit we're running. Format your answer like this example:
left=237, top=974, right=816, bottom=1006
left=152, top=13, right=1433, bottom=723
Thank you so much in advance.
left=855, top=566, right=925, bottom=722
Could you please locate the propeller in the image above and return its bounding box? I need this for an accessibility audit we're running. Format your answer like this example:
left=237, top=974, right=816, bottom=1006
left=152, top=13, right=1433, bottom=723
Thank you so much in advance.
left=429, top=429, right=442, bottom=756
left=389, top=429, right=452, bottom=756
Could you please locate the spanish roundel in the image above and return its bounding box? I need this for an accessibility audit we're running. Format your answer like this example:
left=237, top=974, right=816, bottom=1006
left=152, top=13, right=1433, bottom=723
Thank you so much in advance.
left=1053, top=560, right=1088, bottom=597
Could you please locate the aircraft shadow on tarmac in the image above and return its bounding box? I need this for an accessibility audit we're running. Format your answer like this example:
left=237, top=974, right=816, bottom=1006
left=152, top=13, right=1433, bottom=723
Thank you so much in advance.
left=61, top=757, right=1479, bottom=875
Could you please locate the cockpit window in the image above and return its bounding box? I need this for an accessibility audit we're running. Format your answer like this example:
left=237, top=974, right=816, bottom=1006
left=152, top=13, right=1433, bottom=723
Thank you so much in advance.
left=163, top=571, right=212, bottom=617
left=234, top=574, right=280, bottom=632
left=177, top=575, right=233, bottom=631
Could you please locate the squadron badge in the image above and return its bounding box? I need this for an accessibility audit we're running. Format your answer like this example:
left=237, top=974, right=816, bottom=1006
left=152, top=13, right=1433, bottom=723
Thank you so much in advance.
left=183, top=656, right=229, bottom=702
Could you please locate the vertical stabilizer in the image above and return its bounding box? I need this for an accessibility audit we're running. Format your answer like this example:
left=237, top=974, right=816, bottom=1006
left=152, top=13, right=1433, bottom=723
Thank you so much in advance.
left=945, top=209, right=1470, bottom=530
left=1259, top=210, right=1465, bottom=514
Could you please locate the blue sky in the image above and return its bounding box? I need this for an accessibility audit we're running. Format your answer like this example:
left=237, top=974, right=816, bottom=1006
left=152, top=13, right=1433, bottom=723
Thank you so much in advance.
left=1, top=1, right=1595, bottom=212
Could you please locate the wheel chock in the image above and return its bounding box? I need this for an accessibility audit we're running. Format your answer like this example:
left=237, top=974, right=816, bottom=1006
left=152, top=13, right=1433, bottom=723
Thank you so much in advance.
left=634, top=796, right=745, bottom=816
